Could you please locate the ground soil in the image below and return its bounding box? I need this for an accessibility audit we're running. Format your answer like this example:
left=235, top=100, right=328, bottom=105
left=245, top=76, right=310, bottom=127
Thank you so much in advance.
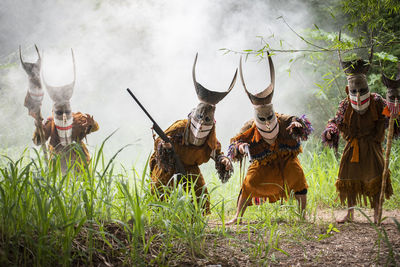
left=197, top=208, right=400, bottom=267
left=69, top=208, right=400, bottom=266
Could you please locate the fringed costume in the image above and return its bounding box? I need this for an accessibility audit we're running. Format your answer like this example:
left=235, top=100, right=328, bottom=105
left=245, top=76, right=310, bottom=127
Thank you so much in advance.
left=229, top=113, right=312, bottom=204
left=322, top=93, right=396, bottom=207
left=33, top=112, right=99, bottom=170
left=148, top=53, right=236, bottom=214
left=149, top=119, right=226, bottom=214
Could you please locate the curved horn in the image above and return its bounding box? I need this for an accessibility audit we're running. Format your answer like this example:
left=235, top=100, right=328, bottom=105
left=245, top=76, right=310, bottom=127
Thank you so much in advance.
left=34, top=44, right=41, bottom=62
left=19, top=45, right=29, bottom=73
left=382, top=64, right=400, bottom=89
left=19, top=45, right=25, bottom=66
left=71, top=48, right=76, bottom=87
left=239, top=51, right=275, bottom=105
left=192, top=53, right=237, bottom=105
left=43, top=49, right=76, bottom=103
left=19, top=45, right=41, bottom=74
left=338, top=30, right=373, bottom=75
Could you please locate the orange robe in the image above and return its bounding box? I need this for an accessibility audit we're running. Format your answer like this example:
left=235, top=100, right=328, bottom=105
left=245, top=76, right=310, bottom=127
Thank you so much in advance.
left=149, top=119, right=222, bottom=213
left=33, top=112, right=99, bottom=170
left=230, top=114, right=308, bottom=204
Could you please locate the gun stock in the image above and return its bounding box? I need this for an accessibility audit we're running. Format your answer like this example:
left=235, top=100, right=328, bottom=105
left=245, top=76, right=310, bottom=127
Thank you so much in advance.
left=126, top=88, right=186, bottom=177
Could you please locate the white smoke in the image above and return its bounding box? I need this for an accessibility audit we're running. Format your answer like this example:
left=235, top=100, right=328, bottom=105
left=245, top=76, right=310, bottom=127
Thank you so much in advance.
left=0, top=0, right=313, bottom=167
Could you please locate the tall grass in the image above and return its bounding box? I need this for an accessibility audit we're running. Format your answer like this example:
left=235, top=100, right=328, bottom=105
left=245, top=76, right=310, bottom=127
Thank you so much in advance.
left=0, top=136, right=399, bottom=265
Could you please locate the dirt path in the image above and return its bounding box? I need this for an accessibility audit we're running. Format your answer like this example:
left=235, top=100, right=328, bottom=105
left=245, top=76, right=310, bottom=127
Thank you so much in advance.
left=201, top=209, right=400, bottom=266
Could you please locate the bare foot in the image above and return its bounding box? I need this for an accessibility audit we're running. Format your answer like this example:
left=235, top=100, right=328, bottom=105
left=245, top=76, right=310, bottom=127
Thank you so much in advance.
left=225, top=217, right=238, bottom=225
left=336, top=213, right=353, bottom=224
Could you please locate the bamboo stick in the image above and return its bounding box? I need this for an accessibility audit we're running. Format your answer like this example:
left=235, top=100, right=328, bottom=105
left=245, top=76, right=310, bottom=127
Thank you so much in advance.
left=377, top=114, right=395, bottom=225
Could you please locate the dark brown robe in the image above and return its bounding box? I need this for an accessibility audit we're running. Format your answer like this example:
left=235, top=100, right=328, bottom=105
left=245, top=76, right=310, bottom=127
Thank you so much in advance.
left=334, top=95, right=393, bottom=206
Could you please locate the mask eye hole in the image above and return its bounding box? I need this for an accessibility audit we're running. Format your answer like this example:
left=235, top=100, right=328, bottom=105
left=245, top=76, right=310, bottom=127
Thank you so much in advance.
left=197, top=114, right=203, bottom=120
left=267, top=115, right=273, bottom=120
left=360, top=88, right=368, bottom=94
left=55, top=111, right=63, bottom=116
left=258, top=116, right=266, bottom=122
left=205, top=117, right=210, bottom=122
left=350, top=89, right=357, bottom=94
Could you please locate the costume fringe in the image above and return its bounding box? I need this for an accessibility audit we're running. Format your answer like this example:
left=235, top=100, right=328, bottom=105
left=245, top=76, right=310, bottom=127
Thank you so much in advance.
left=227, top=142, right=244, bottom=162
left=255, top=149, right=301, bottom=166
left=72, top=112, right=99, bottom=141
left=292, top=114, right=314, bottom=141
left=156, top=142, right=175, bottom=172
left=335, top=175, right=393, bottom=208
left=322, top=122, right=340, bottom=150
left=215, top=155, right=233, bottom=183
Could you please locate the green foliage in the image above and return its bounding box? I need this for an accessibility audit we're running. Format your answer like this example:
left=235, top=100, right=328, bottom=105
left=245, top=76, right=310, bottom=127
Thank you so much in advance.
left=0, top=132, right=399, bottom=265
left=317, top=223, right=340, bottom=241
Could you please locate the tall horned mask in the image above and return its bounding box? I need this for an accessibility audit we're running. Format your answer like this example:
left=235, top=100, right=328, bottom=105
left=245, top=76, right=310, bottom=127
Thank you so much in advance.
left=240, top=52, right=278, bottom=142
left=20, top=45, right=43, bottom=117
left=43, top=49, right=76, bottom=146
left=187, top=53, right=237, bottom=146
left=382, top=64, right=400, bottom=115
left=338, top=31, right=374, bottom=114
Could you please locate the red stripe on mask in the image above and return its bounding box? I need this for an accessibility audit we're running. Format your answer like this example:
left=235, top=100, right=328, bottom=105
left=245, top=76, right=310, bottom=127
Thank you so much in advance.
left=350, top=96, right=370, bottom=106
left=55, top=125, right=73, bottom=130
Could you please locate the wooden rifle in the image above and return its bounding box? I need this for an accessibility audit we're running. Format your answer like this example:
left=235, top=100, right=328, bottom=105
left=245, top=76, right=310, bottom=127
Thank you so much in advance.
left=126, top=88, right=186, bottom=178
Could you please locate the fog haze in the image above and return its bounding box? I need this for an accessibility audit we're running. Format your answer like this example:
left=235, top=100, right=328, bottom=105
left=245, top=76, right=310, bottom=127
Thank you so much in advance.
left=0, top=0, right=314, bottom=166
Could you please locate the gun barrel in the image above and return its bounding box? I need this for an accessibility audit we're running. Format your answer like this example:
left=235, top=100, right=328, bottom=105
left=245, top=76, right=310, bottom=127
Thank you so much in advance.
left=126, top=88, right=185, bottom=175
left=126, top=88, right=157, bottom=125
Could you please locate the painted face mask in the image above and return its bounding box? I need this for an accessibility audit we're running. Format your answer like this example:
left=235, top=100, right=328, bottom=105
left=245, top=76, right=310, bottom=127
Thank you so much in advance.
left=53, top=102, right=73, bottom=146
left=338, top=31, right=374, bottom=114
left=382, top=65, right=400, bottom=115
left=187, top=53, right=237, bottom=146
left=43, top=49, right=76, bottom=146
left=254, top=104, right=279, bottom=141
left=188, top=103, right=215, bottom=146
left=347, top=74, right=370, bottom=113
left=239, top=51, right=277, bottom=141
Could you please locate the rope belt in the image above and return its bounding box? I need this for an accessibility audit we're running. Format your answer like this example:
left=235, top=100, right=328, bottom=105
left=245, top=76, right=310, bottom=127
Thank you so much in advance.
left=350, top=138, right=359, bottom=163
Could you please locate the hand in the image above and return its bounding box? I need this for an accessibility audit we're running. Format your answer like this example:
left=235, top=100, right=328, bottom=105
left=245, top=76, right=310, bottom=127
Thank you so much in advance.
left=325, top=131, right=332, bottom=140
left=220, top=157, right=232, bottom=171
left=286, top=121, right=302, bottom=134
left=238, top=143, right=249, bottom=154
left=160, top=138, right=172, bottom=149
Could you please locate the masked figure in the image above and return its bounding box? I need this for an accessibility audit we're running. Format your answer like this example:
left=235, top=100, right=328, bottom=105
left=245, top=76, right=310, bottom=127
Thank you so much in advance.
left=382, top=64, right=400, bottom=117
left=149, top=53, right=237, bottom=214
left=33, top=50, right=99, bottom=172
left=226, top=53, right=313, bottom=225
left=20, top=45, right=44, bottom=120
left=321, top=39, right=397, bottom=223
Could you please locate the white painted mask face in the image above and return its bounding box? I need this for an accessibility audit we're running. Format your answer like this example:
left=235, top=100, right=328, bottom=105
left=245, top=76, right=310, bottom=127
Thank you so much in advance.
left=189, top=103, right=215, bottom=146
left=347, top=74, right=370, bottom=113
left=386, top=88, right=400, bottom=115
left=53, top=102, right=73, bottom=146
left=254, top=104, right=279, bottom=141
